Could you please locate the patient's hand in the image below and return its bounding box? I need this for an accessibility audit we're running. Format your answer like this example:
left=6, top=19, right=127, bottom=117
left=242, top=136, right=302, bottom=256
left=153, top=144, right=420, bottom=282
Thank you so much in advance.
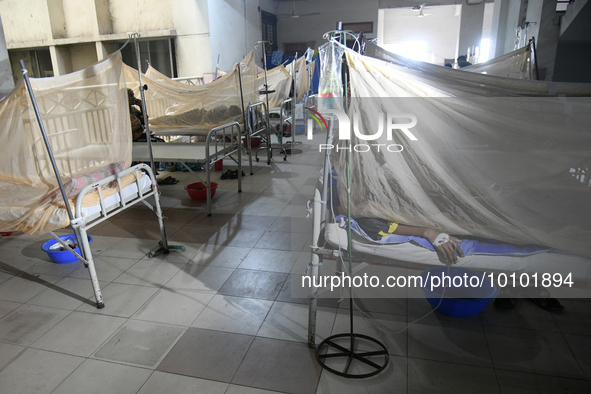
left=423, top=228, right=464, bottom=265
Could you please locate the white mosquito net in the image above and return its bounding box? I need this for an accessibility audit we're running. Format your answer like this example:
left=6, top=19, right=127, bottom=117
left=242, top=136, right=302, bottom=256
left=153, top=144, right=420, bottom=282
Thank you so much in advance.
left=324, top=42, right=591, bottom=258
left=0, top=51, right=131, bottom=234
left=124, top=52, right=259, bottom=129
left=463, top=43, right=535, bottom=79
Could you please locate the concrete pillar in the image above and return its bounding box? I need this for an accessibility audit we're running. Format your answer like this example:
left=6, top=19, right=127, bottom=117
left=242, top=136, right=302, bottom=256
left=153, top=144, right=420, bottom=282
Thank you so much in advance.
left=50, top=45, right=72, bottom=76
left=534, top=0, right=560, bottom=80
left=0, top=16, right=15, bottom=92
left=490, top=0, right=527, bottom=58
left=458, top=2, right=485, bottom=59
left=95, top=42, right=117, bottom=61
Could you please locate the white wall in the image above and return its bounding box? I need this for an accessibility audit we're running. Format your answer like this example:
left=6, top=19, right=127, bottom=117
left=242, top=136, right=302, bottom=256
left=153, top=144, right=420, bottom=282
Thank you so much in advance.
left=208, top=0, right=263, bottom=72
left=62, top=0, right=95, bottom=37
left=172, top=0, right=211, bottom=77
left=108, top=0, right=174, bottom=34
left=0, top=0, right=50, bottom=44
left=379, top=5, right=462, bottom=65
left=69, top=44, right=98, bottom=70
left=0, top=16, right=15, bottom=93
left=276, top=0, right=379, bottom=53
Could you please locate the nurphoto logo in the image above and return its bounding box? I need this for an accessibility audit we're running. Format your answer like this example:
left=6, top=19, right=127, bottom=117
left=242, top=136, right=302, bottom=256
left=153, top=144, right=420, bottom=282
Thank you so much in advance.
left=304, top=107, right=418, bottom=153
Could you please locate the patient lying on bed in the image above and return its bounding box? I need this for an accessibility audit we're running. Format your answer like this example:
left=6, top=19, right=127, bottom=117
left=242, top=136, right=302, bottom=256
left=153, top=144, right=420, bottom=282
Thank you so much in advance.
left=353, top=217, right=563, bottom=311
left=355, top=218, right=463, bottom=265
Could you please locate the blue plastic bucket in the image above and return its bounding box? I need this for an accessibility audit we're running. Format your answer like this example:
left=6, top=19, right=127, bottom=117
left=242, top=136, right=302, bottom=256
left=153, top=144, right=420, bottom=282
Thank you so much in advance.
left=420, top=267, right=499, bottom=318
left=41, top=234, right=93, bottom=264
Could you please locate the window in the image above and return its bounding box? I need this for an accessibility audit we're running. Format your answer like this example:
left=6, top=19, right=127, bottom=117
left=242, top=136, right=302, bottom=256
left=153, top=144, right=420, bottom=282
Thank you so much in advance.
left=119, top=38, right=177, bottom=77
left=342, top=22, right=373, bottom=34
left=283, top=42, right=314, bottom=57
left=9, top=49, right=53, bottom=83
left=261, top=10, right=278, bottom=54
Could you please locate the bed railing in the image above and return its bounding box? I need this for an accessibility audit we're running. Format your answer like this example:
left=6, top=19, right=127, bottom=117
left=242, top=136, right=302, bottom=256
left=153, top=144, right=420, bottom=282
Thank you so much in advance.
left=74, top=163, right=158, bottom=230
left=204, top=121, right=242, bottom=215
left=29, top=106, right=116, bottom=176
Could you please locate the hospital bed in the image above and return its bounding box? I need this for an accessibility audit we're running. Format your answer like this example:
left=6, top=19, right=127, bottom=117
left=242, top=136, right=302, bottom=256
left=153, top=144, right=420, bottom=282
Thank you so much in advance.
left=132, top=121, right=243, bottom=216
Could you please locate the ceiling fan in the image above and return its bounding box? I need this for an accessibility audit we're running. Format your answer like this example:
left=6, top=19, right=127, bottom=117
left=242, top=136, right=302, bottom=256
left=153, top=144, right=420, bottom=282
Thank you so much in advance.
left=411, top=3, right=441, bottom=17
left=278, top=0, right=320, bottom=19
left=411, top=5, right=430, bottom=17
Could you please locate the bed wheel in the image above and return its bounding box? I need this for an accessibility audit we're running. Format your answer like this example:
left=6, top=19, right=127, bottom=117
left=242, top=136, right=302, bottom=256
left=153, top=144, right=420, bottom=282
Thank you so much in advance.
left=256, top=157, right=259, bottom=162
left=283, top=157, right=287, bottom=161
left=267, top=160, right=271, bottom=165
left=96, top=302, right=105, bottom=309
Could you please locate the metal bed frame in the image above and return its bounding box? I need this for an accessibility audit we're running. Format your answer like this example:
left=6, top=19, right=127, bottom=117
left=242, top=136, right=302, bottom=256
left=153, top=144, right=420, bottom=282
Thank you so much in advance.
left=132, top=121, right=243, bottom=216
left=19, top=54, right=185, bottom=309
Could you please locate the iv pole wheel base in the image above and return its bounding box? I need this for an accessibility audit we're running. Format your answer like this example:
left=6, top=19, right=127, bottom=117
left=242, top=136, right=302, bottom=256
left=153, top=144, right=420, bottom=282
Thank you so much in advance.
left=316, top=333, right=389, bottom=379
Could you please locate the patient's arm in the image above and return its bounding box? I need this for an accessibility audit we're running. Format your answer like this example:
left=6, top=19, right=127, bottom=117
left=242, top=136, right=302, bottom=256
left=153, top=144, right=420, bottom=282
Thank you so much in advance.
left=394, top=224, right=464, bottom=265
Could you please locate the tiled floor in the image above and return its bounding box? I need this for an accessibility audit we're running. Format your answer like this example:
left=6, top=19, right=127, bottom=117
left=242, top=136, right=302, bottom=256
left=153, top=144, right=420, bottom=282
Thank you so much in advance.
left=0, top=132, right=590, bottom=393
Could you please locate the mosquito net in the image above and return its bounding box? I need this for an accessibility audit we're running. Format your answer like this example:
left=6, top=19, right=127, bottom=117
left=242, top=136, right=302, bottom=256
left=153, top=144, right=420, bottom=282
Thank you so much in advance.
left=463, top=43, right=535, bottom=79
left=124, top=52, right=259, bottom=129
left=259, top=63, right=292, bottom=109
left=324, top=42, right=591, bottom=258
left=290, top=55, right=315, bottom=103
left=0, top=51, right=131, bottom=234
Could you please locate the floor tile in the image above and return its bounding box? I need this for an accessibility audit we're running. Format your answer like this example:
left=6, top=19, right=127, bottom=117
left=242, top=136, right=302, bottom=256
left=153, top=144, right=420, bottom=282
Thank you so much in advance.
left=269, top=216, right=311, bottom=234
left=0, top=304, right=70, bottom=345
left=407, top=358, right=500, bottom=394
left=332, top=309, right=408, bottom=357
left=67, top=255, right=139, bottom=282
left=92, top=219, right=185, bottom=240
left=192, top=294, right=273, bottom=335
left=142, top=241, right=204, bottom=264
left=0, top=247, right=44, bottom=272
left=408, top=316, right=492, bottom=367
left=0, top=348, right=84, bottom=394
left=564, top=333, right=591, bottom=380
left=225, top=385, right=285, bottom=394
left=113, top=259, right=185, bottom=287
left=0, top=272, right=62, bottom=303
left=191, top=244, right=251, bottom=268
left=551, top=299, right=591, bottom=335
left=342, top=297, right=409, bottom=317
left=316, top=355, right=407, bottom=394
left=257, top=301, right=337, bottom=343
left=27, top=277, right=96, bottom=310
left=242, top=203, right=286, bottom=217
left=93, top=319, right=185, bottom=367
left=232, top=337, right=321, bottom=394
left=255, top=230, right=309, bottom=252
left=484, top=325, right=586, bottom=379
left=23, top=258, right=84, bottom=277
left=165, top=264, right=235, bottom=292
left=133, top=288, right=214, bottom=326
left=238, top=249, right=298, bottom=273
left=157, top=327, right=253, bottom=382
left=99, top=238, right=159, bottom=259
left=478, top=299, right=560, bottom=332
left=31, top=311, right=126, bottom=357
left=52, top=358, right=152, bottom=394
left=276, top=274, right=341, bottom=308
left=0, top=299, right=21, bottom=319
left=0, top=342, right=25, bottom=369
left=496, top=369, right=591, bottom=394
left=218, top=269, right=287, bottom=300
left=76, top=282, right=159, bottom=317
left=137, top=371, right=229, bottom=394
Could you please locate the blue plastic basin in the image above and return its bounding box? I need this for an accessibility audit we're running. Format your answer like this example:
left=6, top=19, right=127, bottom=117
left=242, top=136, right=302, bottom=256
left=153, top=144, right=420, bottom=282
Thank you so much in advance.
left=41, top=234, right=93, bottom=264
left=420, top=267, right=499, bottom=318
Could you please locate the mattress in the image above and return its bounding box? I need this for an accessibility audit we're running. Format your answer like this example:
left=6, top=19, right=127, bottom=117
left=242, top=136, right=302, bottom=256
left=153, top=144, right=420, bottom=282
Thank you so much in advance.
left=0, top=174, right=152, bottom=233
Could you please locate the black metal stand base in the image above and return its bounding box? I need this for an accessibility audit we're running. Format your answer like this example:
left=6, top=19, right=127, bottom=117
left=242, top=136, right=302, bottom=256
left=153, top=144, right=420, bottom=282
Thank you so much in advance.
left=316, top=333, right=389, bottom=378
